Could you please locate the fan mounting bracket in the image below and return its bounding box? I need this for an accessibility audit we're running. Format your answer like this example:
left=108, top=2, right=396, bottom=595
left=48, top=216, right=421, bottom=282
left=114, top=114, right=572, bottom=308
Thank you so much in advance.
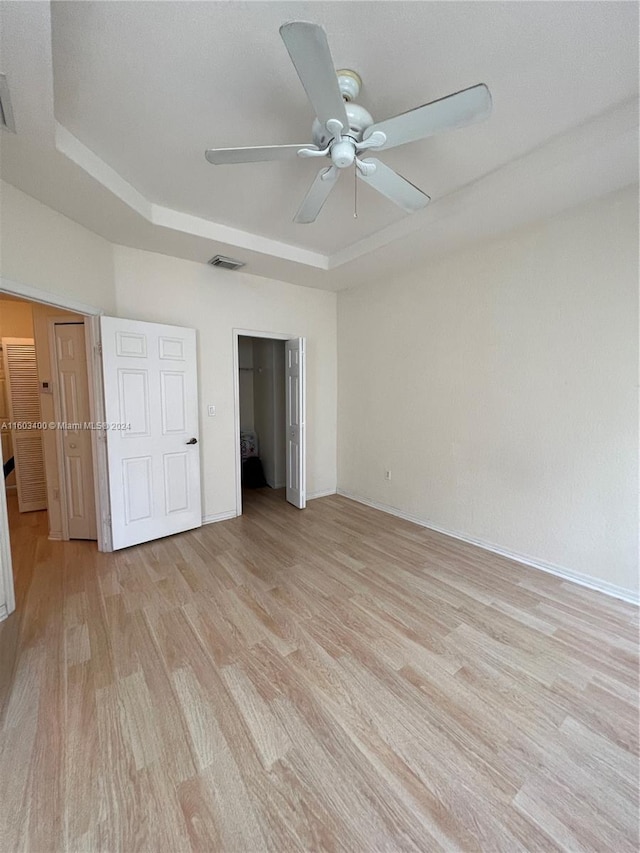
left=336, top=69, right=362, bottom=102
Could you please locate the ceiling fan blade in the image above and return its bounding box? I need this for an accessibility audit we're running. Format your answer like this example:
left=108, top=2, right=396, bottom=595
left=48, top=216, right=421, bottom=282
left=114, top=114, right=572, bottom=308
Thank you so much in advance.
left=294, top=165, right=340, bottom=224
left=358, top=159, right=430, bottom=213
left=363, top=83, right=492, bottom=151
left=205, top=144, right=316, bottom=165
left=280, top=22, right=349, bottom=133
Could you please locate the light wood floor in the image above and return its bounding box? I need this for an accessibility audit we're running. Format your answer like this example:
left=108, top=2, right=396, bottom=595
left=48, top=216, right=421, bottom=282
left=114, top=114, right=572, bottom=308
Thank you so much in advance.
left=0, top=488, right=638, bottom=852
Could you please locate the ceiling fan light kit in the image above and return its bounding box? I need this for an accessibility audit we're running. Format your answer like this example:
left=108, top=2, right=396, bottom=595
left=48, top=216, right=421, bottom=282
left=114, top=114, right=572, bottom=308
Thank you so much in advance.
left=204, top=21, right=492, bottom=224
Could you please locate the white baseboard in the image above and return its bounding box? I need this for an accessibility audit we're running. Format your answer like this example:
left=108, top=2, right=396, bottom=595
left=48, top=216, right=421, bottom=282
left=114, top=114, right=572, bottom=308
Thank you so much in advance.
left=202, top=510, right=237, bottom=525
left=0, top=603, right=8, bottom=622
left=48, top=531, right=63, bottom=541
left=337, top=489, right=639, bottom=606
left=308, top=488, right=337, bottom=500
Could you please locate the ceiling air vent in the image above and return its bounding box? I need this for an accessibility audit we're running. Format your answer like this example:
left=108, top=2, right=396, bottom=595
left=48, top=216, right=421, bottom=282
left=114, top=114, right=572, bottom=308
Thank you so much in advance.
left=0, top=74, right=16, bottom=133
left=208, top=254, right=245, bottom=270
left=208, top=254, right=245, bottom=271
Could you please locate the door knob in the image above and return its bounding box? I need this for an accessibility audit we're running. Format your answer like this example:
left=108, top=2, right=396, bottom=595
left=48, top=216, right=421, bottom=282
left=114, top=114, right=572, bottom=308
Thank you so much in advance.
left=186, top=437, right=198, bottom=445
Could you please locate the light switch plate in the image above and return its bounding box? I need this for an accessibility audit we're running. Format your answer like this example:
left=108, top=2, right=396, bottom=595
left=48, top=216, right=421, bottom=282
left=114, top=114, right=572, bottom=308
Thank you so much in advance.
left=207, top=404, right=216, bottom=417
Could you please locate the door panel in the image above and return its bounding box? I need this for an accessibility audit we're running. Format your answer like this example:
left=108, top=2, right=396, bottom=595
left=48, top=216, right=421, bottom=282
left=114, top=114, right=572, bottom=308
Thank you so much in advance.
left=160, top=372, right=187, bottom=433
left=54, top=323, right=97, bottom=539
left=164, top=452, right=190, bottom=513
left=118, top=370, right=150, bottom=435
left=101, top=317, right=201, bottom=550
left=285, top=338, right=306, bottom=509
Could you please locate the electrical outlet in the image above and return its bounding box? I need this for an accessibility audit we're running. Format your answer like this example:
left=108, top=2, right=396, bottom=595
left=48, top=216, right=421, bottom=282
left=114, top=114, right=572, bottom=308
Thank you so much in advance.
left=384, top=470, right=392, bottom=481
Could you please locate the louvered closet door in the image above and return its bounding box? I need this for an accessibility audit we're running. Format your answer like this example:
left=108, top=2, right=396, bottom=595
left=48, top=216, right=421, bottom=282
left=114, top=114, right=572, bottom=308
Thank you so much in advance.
left=0, top=346, right=13, bottom=480
left=2, top=338, right=47, bottom=512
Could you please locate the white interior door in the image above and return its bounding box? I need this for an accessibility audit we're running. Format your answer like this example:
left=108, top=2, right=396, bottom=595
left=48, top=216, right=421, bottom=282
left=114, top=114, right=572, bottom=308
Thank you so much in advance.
left=100, top=317, right=201, bottom=550
left=2, top=338, right=47, bottom=512
left=285, top=337, right=306, bottom=509
left=54, top=323, right=97, bottom=540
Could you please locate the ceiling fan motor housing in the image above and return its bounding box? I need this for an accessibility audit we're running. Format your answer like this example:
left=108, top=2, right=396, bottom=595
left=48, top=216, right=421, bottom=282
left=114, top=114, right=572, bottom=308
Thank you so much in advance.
left=312, top=102, right=374, bottom=148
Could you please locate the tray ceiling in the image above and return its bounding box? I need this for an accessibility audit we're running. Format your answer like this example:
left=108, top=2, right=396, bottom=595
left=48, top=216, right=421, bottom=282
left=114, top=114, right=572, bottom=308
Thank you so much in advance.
left=0, top=1, right=637, bottom=289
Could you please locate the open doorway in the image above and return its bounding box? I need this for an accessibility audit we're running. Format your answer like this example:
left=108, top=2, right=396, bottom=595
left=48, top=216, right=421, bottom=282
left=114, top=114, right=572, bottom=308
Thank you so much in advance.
left=0, top=280, right=110, bottom=625
left=0, top=294, right=99, bottom=544
left=239, top=335, right=286, bottom=504
left=234, top=330, right=306, bottom=516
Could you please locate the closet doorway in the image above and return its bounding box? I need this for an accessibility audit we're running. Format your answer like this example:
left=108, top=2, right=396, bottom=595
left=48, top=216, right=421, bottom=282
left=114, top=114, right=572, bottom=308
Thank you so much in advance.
left=233, top=330, right=306, bottom=516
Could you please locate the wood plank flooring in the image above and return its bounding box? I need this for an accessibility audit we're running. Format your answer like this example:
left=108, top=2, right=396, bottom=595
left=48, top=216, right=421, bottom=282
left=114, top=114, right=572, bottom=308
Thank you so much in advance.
left=0, top=488, right=638, bottom=852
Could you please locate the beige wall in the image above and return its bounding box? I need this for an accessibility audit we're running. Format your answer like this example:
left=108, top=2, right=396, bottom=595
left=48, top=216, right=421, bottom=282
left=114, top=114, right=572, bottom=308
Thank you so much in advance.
left=113, top=246, right=338, bottom=519
left=0, top=300, right=34, bottom=337
left=338, top=185, right=639, bottom=597
left=0, top=181, right=116, bottom=312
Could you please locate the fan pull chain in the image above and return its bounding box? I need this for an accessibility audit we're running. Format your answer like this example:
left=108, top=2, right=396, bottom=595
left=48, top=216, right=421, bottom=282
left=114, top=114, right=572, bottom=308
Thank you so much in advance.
left=354, top=164, right=358, bottom=219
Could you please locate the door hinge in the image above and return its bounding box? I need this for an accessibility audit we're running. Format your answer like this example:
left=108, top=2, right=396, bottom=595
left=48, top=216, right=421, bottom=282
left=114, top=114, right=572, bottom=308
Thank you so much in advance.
left=95, top=342, right=103, bottom=356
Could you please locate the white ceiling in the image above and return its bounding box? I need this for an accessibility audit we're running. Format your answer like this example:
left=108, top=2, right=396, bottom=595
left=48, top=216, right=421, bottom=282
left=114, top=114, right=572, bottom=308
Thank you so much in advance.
left=0, top=1, right=638, bottom=290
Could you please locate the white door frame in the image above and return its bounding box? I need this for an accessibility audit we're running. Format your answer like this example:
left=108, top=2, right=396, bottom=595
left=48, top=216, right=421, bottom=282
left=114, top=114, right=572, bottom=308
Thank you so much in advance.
left=0, top=277, right=109, bottom=621
left=0, top=463, right=15, bottom=621
left=86, top=314, right=112, bottom=551
left=232, top=328, right=296, bottom=517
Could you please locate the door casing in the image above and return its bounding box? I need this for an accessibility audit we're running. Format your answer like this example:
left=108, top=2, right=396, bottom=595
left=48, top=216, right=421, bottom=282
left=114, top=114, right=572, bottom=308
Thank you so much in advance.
left=285, top=337, right=306, bottom=509
left=232, top=328, right=304, bottom=517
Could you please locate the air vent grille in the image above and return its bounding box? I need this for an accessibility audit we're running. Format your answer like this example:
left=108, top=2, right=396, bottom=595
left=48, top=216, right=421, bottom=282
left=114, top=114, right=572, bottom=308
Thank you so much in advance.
left=0, top=74, right=16, bottom=133
left=208, top=255, right=245, bottom=271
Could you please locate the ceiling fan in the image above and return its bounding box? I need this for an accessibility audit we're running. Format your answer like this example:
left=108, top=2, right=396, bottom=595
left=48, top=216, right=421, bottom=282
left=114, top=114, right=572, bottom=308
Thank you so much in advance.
left=204, top=21, right=492, bottom=224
